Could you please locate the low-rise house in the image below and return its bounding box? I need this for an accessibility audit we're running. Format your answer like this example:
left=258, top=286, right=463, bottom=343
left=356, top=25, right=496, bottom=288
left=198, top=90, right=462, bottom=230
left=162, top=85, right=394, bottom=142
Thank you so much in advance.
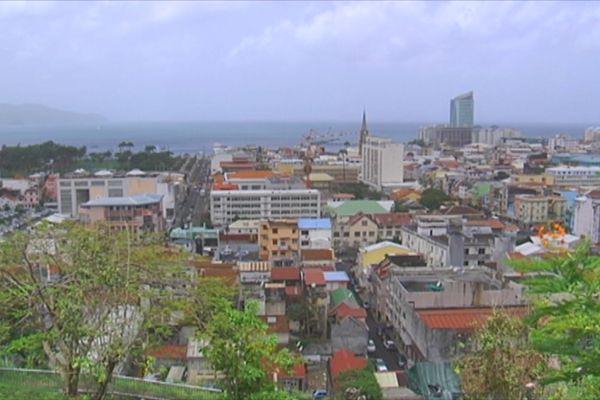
left=300, top=248, right=336, bottom=269
left=261, top=315, right=290, bottom=345
left=331, top=316, right=369, bottom=356
left=324, top=271, right=350, bottom=291
left=79, top=193, right=165, bottom=235
left=356, top=241, right=415, bottom=289
left=333, top=213, right=379, bottom=248
left=298, top=218, right=332, bottom=249
left=259, top=219, right=299, bottom=266
left=372, top=213, right=413, bottom=242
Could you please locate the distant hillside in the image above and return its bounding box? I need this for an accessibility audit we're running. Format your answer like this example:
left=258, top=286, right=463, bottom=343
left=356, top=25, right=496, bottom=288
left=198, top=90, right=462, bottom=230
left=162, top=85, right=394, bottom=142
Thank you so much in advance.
left=0, top=103, right=107, bottom=124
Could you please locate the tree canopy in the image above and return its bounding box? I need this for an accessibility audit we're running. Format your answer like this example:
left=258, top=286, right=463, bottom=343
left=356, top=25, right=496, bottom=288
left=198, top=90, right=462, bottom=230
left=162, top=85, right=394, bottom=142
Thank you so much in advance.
left=419, top=188, right=450, bottom=210
left=0, top=222, right=184, bottom=399
left=202, top=301, right=296, bottom=400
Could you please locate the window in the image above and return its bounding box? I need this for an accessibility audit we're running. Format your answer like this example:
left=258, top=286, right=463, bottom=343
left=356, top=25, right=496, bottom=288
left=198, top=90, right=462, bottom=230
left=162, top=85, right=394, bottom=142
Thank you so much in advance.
left=333, top=232, right=340, bottom=238
left=464, top=261, right=469, bottom=266
left=272, top=239, right=277, bottom=245
left=361, top=220, right=368, bottom=226
left=464, top=248, right=469, bottom=255
left=354, top=232, right=360, bottom=237
left=301, top=240, right=309, bottom=246
left=343, top=232, right=349, bottom=237
left=478, top=260, right=485, bottom=266
left=478, top=248, right=486, bottom=255
left=272, top=228, right=278, bottom=234
left=368, top=231, right=375, bottom=237
left=301, top=230, right=309, bottom=236
left=272, top=251, right=277, bottom=256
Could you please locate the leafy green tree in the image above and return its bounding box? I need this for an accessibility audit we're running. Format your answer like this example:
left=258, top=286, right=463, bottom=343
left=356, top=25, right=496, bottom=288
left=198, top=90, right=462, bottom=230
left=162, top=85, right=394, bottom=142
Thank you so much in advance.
left=419, top=188, right=450, bottom=210
left=512, top=242, right=600, bottom=397
left=455, top=310, right=547, bottom=400
left=336, top=367, right=382, bottom=400
left=0, top=222, right=183, bottom=399
left=183, top=277, right=236, bottom=330
left=392, top=200, right=409, bottom=213
left=202, top=301, right=295, bottom=400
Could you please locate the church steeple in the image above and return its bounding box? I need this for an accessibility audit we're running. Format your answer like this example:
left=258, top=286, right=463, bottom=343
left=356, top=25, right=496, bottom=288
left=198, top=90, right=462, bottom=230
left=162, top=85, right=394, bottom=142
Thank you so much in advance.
left=359, top=109, right=369, bottom=156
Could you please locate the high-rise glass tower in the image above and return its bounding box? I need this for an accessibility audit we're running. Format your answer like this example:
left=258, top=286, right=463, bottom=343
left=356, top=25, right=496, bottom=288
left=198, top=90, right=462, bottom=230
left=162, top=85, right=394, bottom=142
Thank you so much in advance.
left=449, top=91, right=474, bottom=127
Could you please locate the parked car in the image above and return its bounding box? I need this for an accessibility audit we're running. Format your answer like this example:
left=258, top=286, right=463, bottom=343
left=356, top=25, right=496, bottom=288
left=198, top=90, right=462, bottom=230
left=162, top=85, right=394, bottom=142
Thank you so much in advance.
left=383, top=340, right=396, bottom=350
left=367, top=339, right=376, bottom=353
left=375, top=358, right=388, bottom=372
left=397, top=354, right=408, bottom=369
left=312, top=389, right=328, bottom=399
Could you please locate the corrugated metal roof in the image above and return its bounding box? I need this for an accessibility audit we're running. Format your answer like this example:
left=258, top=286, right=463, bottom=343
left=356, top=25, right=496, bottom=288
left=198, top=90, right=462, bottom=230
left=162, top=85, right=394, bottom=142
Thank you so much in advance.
left=324, top=271, right=350, bottom=282
left=298, top=218, right=332, bottom=230
left=417, top=307, right=529, bottom=330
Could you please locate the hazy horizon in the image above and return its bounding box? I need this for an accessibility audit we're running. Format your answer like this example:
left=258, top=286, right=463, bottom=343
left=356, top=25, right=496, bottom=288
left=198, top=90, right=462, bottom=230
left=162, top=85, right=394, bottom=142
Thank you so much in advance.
left=2, top=1, right=600, bottom=124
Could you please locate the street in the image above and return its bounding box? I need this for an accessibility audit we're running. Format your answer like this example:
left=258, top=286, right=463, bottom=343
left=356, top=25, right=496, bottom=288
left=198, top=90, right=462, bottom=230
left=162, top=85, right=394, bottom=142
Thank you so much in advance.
left=366, top=310, right=399, bottom=372
left=174, top=156, right=212, bottom=228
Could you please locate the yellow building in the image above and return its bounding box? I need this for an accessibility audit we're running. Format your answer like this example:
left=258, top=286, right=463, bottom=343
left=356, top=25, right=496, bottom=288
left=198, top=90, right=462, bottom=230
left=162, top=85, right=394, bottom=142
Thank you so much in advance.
left=514, top=195, right=566, bottom=225
left=259, top=220, right=299, bottom=266
left=355, top=241, right=414, bottom=287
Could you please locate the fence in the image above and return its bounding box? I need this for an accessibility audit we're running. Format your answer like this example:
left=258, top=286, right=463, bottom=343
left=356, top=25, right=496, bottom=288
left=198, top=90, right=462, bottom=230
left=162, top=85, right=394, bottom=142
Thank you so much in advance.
left=0, top=367, right=223, bottom=400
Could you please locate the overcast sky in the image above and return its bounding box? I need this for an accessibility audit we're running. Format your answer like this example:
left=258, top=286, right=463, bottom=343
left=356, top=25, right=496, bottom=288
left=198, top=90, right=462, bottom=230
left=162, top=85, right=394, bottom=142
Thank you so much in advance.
left=2, top=1, right=599, bottom=123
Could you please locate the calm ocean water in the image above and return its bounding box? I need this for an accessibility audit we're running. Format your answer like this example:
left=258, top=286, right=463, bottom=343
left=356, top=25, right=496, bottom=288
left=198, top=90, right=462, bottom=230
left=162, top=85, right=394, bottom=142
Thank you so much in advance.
left=0, top=121, right=593, bottom=155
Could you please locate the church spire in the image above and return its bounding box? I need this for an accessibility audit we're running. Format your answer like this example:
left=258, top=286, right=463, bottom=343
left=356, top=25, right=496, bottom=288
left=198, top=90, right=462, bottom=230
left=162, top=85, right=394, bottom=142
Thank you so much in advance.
left=359, top=109, right=369, bottom=156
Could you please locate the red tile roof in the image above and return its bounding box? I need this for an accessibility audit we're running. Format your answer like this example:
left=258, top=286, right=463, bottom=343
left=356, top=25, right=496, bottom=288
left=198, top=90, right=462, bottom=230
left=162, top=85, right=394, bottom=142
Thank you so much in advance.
left=226, top=170, right=276, bottom=180
left=347, top=212, right=377, bottom=227
left=330, top=349, right=368, bottom=380
left=146, top=344, right=187, bottom=360
left=271, top=267, right=301, bottom=282
left=303, top=268, right=326, bottom=286
left=371, top=213, right=412, bottom=227
left=418, top=306, right=529, bottom=330
left=329, top=302, right=367, bottom=319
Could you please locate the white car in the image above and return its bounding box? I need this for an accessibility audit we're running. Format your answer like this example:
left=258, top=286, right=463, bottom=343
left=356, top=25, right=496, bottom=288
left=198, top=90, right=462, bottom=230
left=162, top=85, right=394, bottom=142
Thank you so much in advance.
left=367, top=339, right=376, bottom=353
left=375, top=358, right=388, bottom=372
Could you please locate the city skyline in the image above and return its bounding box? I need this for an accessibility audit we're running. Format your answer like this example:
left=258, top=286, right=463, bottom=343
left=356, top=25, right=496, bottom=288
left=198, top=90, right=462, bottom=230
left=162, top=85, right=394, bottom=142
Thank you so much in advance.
left=2, top=2, right=600, bottom=123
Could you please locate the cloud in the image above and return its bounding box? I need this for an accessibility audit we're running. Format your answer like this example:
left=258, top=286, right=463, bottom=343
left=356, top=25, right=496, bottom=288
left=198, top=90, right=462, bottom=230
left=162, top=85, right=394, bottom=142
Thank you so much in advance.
left=228, top=1, right=600, bottom=66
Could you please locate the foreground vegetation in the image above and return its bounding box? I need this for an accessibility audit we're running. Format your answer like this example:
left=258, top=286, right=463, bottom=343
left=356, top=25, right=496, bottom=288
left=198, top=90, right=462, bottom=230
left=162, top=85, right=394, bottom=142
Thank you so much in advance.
left=457, top=242, right=600, bottom=399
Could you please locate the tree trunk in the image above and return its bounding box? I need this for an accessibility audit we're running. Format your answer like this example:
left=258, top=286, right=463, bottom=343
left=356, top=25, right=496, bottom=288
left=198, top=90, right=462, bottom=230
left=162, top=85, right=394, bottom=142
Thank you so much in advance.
left=66, top=365, right=80, bottom=397
left=92, top=360, right=118, bottom=400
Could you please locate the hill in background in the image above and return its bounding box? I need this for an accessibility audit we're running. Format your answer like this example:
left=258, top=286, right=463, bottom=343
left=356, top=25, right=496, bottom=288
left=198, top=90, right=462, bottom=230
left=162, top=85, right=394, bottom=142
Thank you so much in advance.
left=0, top=103, right=106, bottom=124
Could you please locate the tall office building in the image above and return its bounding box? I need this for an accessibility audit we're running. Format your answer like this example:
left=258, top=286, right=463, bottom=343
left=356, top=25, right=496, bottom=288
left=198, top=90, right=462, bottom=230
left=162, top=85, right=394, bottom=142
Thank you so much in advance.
left=449, top=91, right=474, bottom=127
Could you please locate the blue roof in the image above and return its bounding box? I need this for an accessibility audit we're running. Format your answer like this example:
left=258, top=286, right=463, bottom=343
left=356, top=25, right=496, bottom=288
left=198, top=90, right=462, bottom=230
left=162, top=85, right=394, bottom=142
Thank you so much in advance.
left=298, top=218, right=332, bottom=230
left=324, top=271, right=350, bottom=282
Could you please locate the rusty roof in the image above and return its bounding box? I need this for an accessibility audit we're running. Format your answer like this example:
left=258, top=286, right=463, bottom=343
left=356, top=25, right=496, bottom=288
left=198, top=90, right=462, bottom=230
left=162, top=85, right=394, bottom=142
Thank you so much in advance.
left=301, top=248, right=335, bottom=261
left=271, top=266, right=301, bottom=281
left=418, top=306, right=529, bottom=330
left=303, top=268, right=326, bottom=286
left=146, top=344, right=187, bottom=360
left=331, top=349, right=368, bottom=380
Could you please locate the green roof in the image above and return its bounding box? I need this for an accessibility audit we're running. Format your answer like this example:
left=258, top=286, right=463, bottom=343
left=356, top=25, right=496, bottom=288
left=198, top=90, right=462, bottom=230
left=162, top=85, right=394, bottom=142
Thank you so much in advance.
left=329, top=200, right=388, bottom=217
left=330, top=288, right=358, bottom=307
left=472, top=183, right=491, bottom=198
left=170, top=226, right=219, bottom=240
left=407, top=362, right=461, bottom=400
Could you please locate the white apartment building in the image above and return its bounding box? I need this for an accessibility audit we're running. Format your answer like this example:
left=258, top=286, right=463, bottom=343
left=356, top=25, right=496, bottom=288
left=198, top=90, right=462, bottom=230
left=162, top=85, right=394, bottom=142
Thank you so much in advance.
left=297, top=218, right=332, bottom=249
left=545, top=166, right=600, bottom=187
left=210, top=189, right=320, bottom=226
left=58, top=170, right=184, bottom=220
left=361, top=135, right=404, bottom=191
left=572, top=192, right=600, bottom=243
left=472, top=127, right=521, bottom=146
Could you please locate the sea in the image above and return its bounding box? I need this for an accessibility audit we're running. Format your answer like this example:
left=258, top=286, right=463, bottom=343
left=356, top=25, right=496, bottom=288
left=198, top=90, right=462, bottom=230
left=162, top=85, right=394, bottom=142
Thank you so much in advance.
left=0, top=121, right=595, bottom=155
